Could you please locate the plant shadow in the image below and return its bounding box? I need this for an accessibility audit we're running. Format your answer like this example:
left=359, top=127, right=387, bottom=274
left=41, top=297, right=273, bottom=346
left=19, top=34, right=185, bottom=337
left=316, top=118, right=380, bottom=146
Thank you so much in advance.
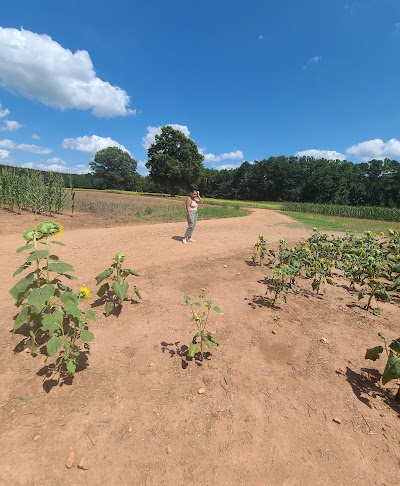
left=91, top=293, right=140, bottom=317
left=345, top=366, right=400, bottom=413
left=160, top=341, right=211, bottom=369
left=36, top=352, right=89, bottom=393
left=245, top=295, right=281, bottom=309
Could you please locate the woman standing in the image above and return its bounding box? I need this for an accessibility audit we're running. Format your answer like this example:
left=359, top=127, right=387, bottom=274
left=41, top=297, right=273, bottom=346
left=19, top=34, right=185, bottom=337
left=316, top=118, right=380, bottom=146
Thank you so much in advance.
left=182, top=189, right=202, bottom=244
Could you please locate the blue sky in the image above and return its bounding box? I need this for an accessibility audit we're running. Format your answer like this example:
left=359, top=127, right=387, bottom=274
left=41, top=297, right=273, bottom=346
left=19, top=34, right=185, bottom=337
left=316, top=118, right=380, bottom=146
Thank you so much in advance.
left=1, top=0, right=400, bottom=175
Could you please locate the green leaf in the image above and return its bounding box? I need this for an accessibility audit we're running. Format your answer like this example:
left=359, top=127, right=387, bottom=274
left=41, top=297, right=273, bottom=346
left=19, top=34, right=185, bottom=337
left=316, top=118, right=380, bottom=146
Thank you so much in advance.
left=51, top=241, right=66, bottom=246
left=13, top=262, right=32, bottom=277
left=60, top=291, right=78, bottom=305
left=65, top=302, right=82, bottom=319
left=16, top=243, right=34, bottom=253
left=365, top=346, right=384, bottom=361
left=105, top=301, right=114, bottom=317
left=95, top=267, right=113, bottom=285
left=86, top=309, right=96, bottom=320
left=134, top=286, right=142, bottom=300
left=48, top=262, right=74, bottom=274
left=382, top=351, right=400, bottom=385
left=194, top=302, right=201, bottom=307
left=372, top=308, right=381, bottom=316
left=47, top=336, right=63, bottom=357
left=27, top=284, right=55, bottom=313
left=188, top=342, right=197, bottom=358
left=41, top=309, right=63, bottom=332
left=213, top=306, right=220, bottom=313
left=207, top=332, right=219, bottom=345
left=57, top=283, right=71, bottom=292
left=13, top=306, right=30, bottom=330
left=66, top=360, right=76, bottom=374
left=9, top=273, right=36, bottom=300
left=112, top=281, right=129, bottom=303
left=389, top=339, right=400, bottom=354
left=96, top=282, right=110, bottom=297
left=80, top=329, right=94, bottom=342
left=122, top=268, right=140, bottom=277
left=26, top=250, right=49, bottom=262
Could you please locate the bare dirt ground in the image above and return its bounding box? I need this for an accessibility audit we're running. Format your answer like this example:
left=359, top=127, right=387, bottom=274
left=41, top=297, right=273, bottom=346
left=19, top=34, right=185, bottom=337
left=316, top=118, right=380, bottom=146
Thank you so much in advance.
left=0, top=207, right=399, bottom=486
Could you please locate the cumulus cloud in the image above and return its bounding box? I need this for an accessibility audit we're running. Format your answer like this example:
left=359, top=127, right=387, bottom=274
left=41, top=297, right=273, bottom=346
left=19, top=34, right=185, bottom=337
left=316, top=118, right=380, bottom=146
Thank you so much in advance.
left=142, top=124, right=191, bottom=149
left=204, top=150, right=244, bottom=163
left=345, top=138, right=400, bottom=162
left=21, top=161, right=90, bottom=174
left=0, top=106, right=10, bottom=118
left=295, top=149, right=346, bottom=160
left=32, top=133, right=40, bottom=140
left=0, top=120, right=22, bottom=131
left=46, top=157, right=66, bottom=164
left=0, top=27, right=135, bottom=117
left=0, top=138, right=52, bottom=154
left=62, top=135, right=130, bottom=155
left=0, top=148, right=12, bottom=161
left=216, top=163, right=243, bottom=171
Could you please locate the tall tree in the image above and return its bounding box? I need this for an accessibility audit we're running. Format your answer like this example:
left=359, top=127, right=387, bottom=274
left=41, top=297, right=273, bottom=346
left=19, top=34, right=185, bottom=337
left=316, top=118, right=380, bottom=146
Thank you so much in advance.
left=89, top=147, right=137, bottom=190
left=146, top=126, right=204, bottom=195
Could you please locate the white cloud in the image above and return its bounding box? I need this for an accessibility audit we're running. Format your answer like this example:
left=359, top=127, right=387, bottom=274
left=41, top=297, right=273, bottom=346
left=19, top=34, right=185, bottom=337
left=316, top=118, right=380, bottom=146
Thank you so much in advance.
left=303, top=56, right=322, bottom=69
left=142, top=124, right=191, bottom=149
left=0, top=120, right=22, bottom=131
left=295, top=149, right=346, bottom=160
left=216, top=163, right=242, bottom=171
left=0, top=148, right=12, bottom=161
left=204, top=150, right=244, bottom=163
left=345, top=138, right=400, bottom=162
left=62, top=135, right=130, bottom=155
left=0, top=106, right=10, bottom=118
left=46, top=156, right=66, bottom=164
left=21, top=161, right=90, bottom=174
left=0, top=138, right=52, bottom=154
left=32, top=133, right=40, bottom=140
left=0, top=27, right=135, bottom=117
left=137, top=159, right=149, bottom=175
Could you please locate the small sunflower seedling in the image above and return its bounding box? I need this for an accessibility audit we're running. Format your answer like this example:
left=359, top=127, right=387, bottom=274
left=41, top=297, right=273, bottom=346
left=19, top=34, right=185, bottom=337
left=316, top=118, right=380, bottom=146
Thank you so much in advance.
left=365, top=332, right=400, bottom=401
left=183, top=294, right=220, bottom=360
left=95, top=252, right=141, bottom=316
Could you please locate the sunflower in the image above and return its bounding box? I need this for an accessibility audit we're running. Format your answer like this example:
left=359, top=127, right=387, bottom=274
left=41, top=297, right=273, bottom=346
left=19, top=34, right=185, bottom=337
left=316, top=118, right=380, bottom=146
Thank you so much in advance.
left=79, top=286, right=91, bottom=300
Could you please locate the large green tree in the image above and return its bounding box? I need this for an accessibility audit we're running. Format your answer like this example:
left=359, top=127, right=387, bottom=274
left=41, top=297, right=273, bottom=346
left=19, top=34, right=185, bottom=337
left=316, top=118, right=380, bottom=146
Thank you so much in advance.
left=90, top=147, right=137, bottom=190
left=146, top=126, right=204, bottom=195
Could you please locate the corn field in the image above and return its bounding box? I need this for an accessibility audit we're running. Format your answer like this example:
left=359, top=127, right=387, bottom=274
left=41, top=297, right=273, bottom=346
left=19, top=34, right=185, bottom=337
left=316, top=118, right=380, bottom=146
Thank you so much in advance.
left=0, top=168, right=71, bottom=215
left=281, top=202, right=400, bottom=222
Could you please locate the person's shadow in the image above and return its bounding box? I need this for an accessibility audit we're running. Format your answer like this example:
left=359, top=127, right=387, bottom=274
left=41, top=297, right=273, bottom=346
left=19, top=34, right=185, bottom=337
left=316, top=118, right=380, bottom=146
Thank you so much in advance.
left=172, top=236, right=183, bottom=242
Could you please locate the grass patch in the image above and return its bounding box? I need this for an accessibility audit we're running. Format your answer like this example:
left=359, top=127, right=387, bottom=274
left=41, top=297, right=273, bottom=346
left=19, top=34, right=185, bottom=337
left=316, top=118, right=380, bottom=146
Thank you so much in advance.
left=283, top=211, right=400, bottom=234
left=73, top=190, right=250, bottom=223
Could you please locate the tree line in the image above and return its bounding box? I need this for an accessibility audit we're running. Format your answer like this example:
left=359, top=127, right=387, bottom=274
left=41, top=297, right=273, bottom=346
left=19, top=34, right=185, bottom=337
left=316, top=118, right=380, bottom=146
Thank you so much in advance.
left=2, top=126, right=400, bottom=207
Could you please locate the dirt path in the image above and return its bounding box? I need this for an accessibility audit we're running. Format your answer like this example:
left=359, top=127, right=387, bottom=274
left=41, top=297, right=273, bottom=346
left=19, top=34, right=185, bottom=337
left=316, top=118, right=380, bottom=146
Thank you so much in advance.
left=1, top=209, right=399, bottom=486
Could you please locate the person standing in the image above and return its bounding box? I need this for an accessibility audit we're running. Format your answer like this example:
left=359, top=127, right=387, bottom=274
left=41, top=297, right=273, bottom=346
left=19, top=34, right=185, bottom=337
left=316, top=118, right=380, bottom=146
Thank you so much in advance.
left=182, top=189, right=202, bottom=244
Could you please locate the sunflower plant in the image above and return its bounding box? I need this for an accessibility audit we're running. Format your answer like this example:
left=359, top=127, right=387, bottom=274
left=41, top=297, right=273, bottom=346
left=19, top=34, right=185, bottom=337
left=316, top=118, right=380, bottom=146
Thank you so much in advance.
left=251, top=234, right=268, bottom=266
left=9, top=221, right=95, bottom=376
left=184, top=294, right=220, bottom=360
left=95, top=251, right=141, bottom=317
left=365, top=332, right=400, bottom=401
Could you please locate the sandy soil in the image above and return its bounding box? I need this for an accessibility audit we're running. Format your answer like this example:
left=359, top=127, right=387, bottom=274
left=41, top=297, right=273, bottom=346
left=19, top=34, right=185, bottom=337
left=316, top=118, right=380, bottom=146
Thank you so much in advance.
left=0, top=207, right=399, bottom=486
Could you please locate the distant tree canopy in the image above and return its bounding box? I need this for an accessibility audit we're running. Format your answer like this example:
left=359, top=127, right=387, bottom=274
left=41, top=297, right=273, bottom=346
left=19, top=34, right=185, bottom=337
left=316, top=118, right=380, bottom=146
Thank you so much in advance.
left=89, top=147, right=137, bottom=190
left=2, top=155, right=400, bottom=207
left=146, top=126, right=204, bottom=195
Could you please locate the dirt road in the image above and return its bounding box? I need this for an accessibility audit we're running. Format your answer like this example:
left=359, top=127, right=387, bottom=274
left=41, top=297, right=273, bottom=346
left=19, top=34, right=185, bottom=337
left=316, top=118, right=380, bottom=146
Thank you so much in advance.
left=1, top=209, right=399, bottom=486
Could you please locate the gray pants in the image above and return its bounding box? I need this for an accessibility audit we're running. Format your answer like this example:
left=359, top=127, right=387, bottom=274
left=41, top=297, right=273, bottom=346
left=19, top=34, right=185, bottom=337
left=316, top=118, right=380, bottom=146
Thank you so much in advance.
left=184, top=210, right=198, bottom=239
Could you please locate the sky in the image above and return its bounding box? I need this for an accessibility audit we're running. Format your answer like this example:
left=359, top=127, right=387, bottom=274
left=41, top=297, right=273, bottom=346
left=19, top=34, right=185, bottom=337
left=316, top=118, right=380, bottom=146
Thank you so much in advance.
left=1, top=0, right=400, bottom=176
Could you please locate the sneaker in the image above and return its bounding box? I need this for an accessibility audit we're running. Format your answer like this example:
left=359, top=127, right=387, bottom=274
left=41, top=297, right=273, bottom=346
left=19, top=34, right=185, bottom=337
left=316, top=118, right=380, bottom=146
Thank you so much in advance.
left=182, top=238, right=187, bottom=244
left=188, top=238, right=196, bottom=243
